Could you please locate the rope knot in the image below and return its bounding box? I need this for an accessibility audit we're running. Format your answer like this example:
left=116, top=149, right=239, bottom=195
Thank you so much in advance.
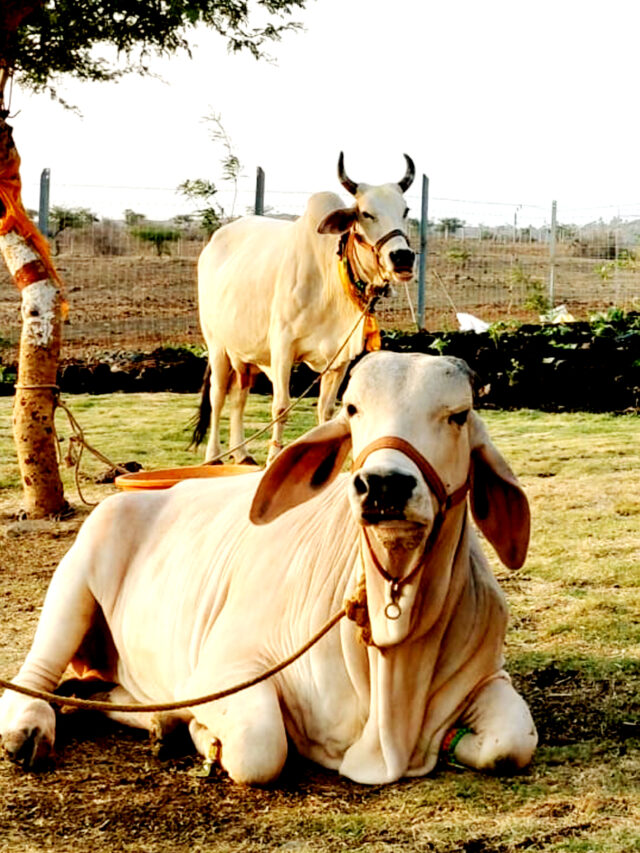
left=344, top=573, right=374, bottom=646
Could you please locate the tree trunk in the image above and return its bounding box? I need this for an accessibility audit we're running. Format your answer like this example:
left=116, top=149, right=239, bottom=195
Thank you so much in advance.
left=0, top=116, right=68, bottom=518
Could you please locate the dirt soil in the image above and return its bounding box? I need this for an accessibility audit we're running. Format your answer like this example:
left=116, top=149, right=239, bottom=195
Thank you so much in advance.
left=2, top=242, right=637, bottom=362
left=0, top=493, right=638, bottom=853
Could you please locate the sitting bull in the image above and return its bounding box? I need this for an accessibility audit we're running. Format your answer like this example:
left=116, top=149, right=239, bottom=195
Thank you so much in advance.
left=0, top=351, right=537, bottom=785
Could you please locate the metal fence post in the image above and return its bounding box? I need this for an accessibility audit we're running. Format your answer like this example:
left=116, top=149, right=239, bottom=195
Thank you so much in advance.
left=38, top=168, right=50, bottom=236
left=254, top=167, right=265, bottom=216
left=417, top=174, right=429, bottom=330
left=548, top=199, right=557, bottom=308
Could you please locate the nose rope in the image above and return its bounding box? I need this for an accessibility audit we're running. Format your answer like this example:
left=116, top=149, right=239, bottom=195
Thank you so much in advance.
left=352, top=436, right=470, bottom=619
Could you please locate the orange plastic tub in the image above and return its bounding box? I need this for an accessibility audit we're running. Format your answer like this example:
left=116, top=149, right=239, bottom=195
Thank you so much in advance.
left=115, top=464, right=260, bottom=492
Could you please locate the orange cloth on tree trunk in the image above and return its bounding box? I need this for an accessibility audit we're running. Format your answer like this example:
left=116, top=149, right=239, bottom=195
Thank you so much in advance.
left=0, top=133, right=68, bottom=316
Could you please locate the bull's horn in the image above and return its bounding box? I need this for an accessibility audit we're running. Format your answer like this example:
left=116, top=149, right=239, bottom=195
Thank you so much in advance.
left=398, top=154, right=415, bottom=193
left=338, top=152, right=358, bottom=196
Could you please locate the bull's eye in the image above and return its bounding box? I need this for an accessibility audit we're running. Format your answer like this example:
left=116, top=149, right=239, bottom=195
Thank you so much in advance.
left=361, top=211, right=375, bottom=220
left=346, top=403, right=358, bottom=417
left=448, top=409, right=469, bottom=427
left=403, top=207, right=409, bottom=218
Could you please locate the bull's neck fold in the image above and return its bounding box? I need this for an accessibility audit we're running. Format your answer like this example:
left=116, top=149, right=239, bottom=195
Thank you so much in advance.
left=339, top=501, right=507, bottom=784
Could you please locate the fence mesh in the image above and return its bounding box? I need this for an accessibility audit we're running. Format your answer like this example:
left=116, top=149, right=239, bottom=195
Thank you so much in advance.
left=1, top=185, right=639, bottom=360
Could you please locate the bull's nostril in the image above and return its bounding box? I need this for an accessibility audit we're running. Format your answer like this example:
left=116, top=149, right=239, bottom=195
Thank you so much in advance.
left=353, top=474, right=368, bottom=496
left=356, top=470, right=418, bottom=519
left=390, top=249, right=415, bottom=270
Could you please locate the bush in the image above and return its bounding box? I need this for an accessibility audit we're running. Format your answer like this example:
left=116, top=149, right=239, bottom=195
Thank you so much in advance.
left=131, top=226, right=181, bottom=256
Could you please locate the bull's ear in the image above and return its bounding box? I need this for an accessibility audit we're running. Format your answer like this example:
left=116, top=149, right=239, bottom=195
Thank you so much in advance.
left=250, top=417, right=352, bottom=525
left=468, top=412, right=530, bottom=569
left=317, top=207, right=358, bottom=234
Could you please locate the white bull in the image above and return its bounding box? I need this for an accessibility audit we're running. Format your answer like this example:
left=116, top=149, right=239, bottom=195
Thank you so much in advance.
left=0, top=352, right=537, bottom=785
left=193, top=153, right=416, bottom=464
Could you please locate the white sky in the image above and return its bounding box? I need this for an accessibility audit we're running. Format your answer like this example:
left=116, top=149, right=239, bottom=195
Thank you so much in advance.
left=9, top=0, right=640, bottom=227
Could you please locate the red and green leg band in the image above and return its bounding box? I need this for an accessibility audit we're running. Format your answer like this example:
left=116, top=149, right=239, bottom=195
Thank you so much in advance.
left=441, top=725, right=472, bottom=767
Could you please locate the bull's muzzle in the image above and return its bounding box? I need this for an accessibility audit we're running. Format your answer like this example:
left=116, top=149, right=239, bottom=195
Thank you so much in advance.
left=389, top=248, right=415, bottom=278
left=353, top=470, right=418, bottom=524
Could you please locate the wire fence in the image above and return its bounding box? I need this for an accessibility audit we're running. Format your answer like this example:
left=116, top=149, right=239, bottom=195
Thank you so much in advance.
left=1, top=184, right=639, bottom=359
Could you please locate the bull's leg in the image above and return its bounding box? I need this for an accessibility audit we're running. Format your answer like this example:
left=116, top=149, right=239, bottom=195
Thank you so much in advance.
left=317, top=364, right=349, bottom=423
left=446, top=676, right=537, bottom=774
left=0, top=549, right=99, bottom=770
left=187, top=683, right=288, bottom=785
left=267, top=348, right=293, bottom=464
left=205, top=347, right=232, bottom=463
left=92, top=686, right=186, bottom=755
left=228, top=369, right=256, bottom=465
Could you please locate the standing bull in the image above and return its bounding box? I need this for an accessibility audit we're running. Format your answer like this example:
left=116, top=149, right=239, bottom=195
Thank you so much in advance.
left=0, top=352, right=537, bottom=785
left=193, top=153, right=416, bottom=464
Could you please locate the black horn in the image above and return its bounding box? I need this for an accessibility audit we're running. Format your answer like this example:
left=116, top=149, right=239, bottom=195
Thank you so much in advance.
left=338, top=151, right=358, bottom=196
left=398, top=154, right=415, bottom=193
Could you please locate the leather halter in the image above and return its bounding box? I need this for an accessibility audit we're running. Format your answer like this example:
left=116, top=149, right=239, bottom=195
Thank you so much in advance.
left=353, top=227, right=412, bottom=272
left=338, top=231, right=375, bottom=309
left=373, top=227, right=411, bottom=254
left=352, top=436, right=470, bottom=619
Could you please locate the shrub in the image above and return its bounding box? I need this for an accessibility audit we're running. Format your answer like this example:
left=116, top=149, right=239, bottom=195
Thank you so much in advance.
left=131, top=226, right=181, bottom=256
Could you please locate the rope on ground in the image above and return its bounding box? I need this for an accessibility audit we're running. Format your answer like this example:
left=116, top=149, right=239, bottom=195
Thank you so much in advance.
left=0, top=608, right=346, bottom=713
left=14, top=383, right=131, bottom=508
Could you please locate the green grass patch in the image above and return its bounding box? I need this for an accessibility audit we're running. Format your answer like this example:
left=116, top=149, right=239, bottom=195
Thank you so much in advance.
left=1, top=399, right=638, bottom=659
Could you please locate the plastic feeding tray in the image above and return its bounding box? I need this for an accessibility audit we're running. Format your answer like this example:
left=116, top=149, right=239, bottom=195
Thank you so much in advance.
left=115, top=464, right=260, bottom=491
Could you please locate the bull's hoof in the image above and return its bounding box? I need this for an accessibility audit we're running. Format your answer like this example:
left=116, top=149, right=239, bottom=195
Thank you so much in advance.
left=204, top=459, right=224, bottom=466
left=3, top=725, right=53, bottom=771
left=149, top=713, right=189, bottom=759
left=238, top=456, right=258, bottom=466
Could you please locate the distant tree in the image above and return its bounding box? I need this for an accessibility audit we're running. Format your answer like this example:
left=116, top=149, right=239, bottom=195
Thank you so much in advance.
left=436, top=218, right=465, bottom=239
left=172, top=214, right=194, bottom=228
left=205, top=111, right=242, bottom=217
left=519, top=226, right=536, bottom=243
left=131, top=225, right=181, bottom=257
left=49, top=205, right=98, bottom=253
left=124, top=209, right=146, bottom=227
left=0, top=0, right=307, bottom=518
left=178, top=112, right=242, bottom=235
left=557, top=223, right=577, bottom=241
left=177, top=178, right=223, bottom=237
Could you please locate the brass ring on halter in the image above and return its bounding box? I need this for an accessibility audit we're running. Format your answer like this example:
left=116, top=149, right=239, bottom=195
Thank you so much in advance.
left=384, top=600, right=402, bottom=620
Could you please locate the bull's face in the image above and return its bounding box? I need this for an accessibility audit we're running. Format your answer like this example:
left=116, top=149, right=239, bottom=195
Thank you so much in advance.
left=344, top=353, right=472, bottom=533
left=353, top=184, right=415, bottom=282
left=340, top=354, right=475, bottom=644
left=317, top=153, right=416, bottom=285
left=250, top=351, right=529, bottom=646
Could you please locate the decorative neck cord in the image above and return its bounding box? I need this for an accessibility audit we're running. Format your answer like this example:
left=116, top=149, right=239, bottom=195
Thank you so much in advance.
left=352, top=436, right=470, bottom=620
left=337, top=232, right=385, bottom=352
left=337, top=231, right=374, bottom=308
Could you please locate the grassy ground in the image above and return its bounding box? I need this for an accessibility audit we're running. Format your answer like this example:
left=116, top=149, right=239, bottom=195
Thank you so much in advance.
left=0, top=393, right=638, bottom=852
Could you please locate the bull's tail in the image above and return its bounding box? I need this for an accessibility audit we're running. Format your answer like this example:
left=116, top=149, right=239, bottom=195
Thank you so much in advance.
left=189, top=363, right=212, bottom=449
